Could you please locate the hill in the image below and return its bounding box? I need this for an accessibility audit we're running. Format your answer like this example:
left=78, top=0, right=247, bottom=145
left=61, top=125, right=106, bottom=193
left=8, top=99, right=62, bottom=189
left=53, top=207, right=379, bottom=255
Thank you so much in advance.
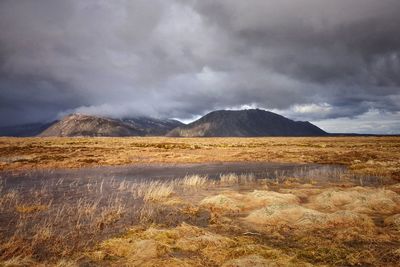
left=38, top=114, right=183, bottom=137
left=167, top=109, right=327, bottom=137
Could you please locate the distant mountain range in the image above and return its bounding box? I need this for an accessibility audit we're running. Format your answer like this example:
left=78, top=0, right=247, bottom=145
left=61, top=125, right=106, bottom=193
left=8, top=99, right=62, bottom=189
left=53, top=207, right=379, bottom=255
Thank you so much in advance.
left=0, top=122, right=56, bottom=137
left=1, top=109, right=329, bottom=137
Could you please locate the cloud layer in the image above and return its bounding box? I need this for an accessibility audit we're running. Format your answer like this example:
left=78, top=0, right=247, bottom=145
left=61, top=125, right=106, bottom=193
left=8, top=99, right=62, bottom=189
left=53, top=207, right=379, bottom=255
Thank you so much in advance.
left=0, top=0, right=399, bottom=132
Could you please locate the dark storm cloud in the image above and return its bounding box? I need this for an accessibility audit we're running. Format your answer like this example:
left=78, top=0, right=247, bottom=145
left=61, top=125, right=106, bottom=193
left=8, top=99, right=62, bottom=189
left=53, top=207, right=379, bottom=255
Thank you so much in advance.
left=0, top=0, right=399, bottom=132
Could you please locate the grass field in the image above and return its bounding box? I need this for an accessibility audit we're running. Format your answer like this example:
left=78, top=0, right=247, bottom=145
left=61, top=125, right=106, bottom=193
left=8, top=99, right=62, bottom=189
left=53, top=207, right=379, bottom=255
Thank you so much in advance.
left=1, top=137, right=400, bottom=180
left=0, top=137, right=399, bottom=266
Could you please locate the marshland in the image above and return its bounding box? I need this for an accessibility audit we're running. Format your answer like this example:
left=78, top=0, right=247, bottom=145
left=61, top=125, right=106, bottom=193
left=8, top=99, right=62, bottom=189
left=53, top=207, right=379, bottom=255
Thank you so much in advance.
left=2, top=0, right=400, bottom=265
left=0, top=137, right=399, bottom=266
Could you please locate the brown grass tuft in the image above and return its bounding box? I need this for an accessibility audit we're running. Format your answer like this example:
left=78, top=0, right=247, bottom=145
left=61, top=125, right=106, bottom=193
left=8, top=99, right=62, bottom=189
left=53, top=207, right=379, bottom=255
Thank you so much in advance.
left=309, top=187, right=400, bottom=214
left=181, top=174, right=208, bottom=188
left=244, top=203, right=376, bottom=238
left=137, top=180, right=175, bottom=202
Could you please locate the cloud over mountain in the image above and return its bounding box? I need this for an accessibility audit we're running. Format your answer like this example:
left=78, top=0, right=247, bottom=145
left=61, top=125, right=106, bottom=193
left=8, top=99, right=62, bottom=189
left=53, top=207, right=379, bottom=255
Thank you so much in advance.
left=0, top=0, right=399, bottom=133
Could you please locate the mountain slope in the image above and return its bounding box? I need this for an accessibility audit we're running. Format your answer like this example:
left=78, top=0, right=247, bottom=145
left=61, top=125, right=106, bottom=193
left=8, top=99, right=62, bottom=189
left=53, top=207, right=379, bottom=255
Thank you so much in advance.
left=38, top=114, right=184, bottom=137
left=38, top=114, right=145, bottom=137
left=167, top=109, right=327, bottom=137
left=122, top=117, right=184, bottom=136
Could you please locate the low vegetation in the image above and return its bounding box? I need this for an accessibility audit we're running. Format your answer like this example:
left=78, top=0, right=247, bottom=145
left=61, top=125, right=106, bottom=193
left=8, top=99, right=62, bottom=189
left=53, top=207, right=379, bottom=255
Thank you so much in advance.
left=0, top=137, right=399, bottom=265
left=0, top=169, right=399, bottom=266
left=181, top=174, right=208, bottom=188
left=0, top=136, right=399, bottom=181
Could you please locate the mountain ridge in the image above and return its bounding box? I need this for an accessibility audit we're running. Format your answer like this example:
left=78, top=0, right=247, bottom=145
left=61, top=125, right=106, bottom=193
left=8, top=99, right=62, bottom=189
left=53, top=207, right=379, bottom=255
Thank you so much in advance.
left=38, top=114, right=183, bottom=137
left=167, top=109, right=327, bottom=137
left=1, top=109, right=329, bottom=137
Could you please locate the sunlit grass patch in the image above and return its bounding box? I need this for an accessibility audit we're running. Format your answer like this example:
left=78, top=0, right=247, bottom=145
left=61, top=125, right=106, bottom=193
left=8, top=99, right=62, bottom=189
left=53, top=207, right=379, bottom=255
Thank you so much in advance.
left=244, top=203, right=376, bottom=240
left=200, top=193, right=244, bottom=212
left=309, top=186, right=400, bottom=214
left=96, top=222, right=312, bottom=266
left=200, top=190, right=301, bottom=212
left=137, top=180, right=175, bottom=202
left=219, top=173, right=256, bottom=185
left=246, top=190, right=300, bottom=207
left=384, top=214, right=400, bottom=230
left=15, top=204, right=49, bottom=214
left=220, top=173, right=239, bottom=185
left=0, top=256, right=35, bottom=267
left=181, top=174, right=208, bottom=188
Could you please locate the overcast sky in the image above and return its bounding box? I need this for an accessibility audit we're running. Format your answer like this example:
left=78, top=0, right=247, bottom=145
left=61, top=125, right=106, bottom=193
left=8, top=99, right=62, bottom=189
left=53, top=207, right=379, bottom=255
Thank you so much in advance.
left=0, top=0, right=399, bottom=133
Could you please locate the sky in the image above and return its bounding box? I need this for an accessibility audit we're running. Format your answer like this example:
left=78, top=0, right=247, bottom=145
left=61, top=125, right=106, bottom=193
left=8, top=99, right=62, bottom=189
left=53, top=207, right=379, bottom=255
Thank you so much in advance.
left=0, top=0, right=399, bottom=134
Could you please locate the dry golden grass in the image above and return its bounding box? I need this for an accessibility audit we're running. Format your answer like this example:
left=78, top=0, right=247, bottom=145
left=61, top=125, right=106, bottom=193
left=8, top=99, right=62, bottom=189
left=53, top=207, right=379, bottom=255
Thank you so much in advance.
left=136, top=180, right=175, bottom=202
left=15, top=204, right=49, bottom=214
left=1, top=136, right=400, bottom=266
left=1, top=173, right=400, bottom=266
left=220, top=173, right=256, bottom=185
left=181, top=174, right=208, bottom=188
left=245, top=205, right=375, bottom=232
left=384, top=214, right=400, bottom=230
left=0, top=178, right=134, bottom=264
left=308, top=186, right=400, bottom=214
left=220, top=173, right=240, bottom=184
left=93, top=222, right=311, bottom=267
left=1, top=136, right=399, bottom=180
left=86, top=181, right=400, bottom=266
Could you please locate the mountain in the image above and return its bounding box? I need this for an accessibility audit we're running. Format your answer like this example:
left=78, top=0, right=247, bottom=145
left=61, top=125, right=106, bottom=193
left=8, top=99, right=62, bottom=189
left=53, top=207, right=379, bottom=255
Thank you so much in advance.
left=167, top=109, right=327, bottom=137
left=5, top=109, right=327, bottom=137
left=38, top=114, right=183, bottom=137
left=0, top=122, right=56, bottom=137
left=122, top=117, right=183, bottom=136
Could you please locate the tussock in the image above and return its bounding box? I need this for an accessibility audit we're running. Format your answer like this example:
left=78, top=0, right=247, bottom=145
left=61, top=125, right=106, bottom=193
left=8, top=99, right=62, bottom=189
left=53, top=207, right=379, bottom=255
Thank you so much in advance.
left=55, top=259, right=79, bottom=267
left=0, top=256, right=35, bottom=267
left=200, top=193, right=243, bottom=212
left=221, top=254, right=311, bottom=267
left=279, top=188, right=323, bottom=199
left=388, top=183, right=400, bottom=193
left=96, top=223, right=313, bottom=266
left=222, top=255, right=277, bottom=267
left=245, top=205, right=326, bottom=228
left=384, top=214, right=400, bottom=230
left=325, top=210, right=374, bottom=229
left=200, top=190, right=300, bottom=212
left=309, top=187, right=400, bottom=214
left=245, top=204, right=374, bottom=231
left=101, top=237, right=168, bottom=266
left=99, top=223, right=234, bottom=265
left=246, top=190, right=300, bottom=207
left=175, top=229, right=234, bottom=253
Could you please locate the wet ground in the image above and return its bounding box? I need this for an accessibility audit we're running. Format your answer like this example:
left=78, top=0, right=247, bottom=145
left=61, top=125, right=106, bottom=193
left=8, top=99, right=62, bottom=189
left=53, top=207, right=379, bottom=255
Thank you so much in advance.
left=0, top=162, right=399, bottom=266
left=0, top=161, right=367, bottom=190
